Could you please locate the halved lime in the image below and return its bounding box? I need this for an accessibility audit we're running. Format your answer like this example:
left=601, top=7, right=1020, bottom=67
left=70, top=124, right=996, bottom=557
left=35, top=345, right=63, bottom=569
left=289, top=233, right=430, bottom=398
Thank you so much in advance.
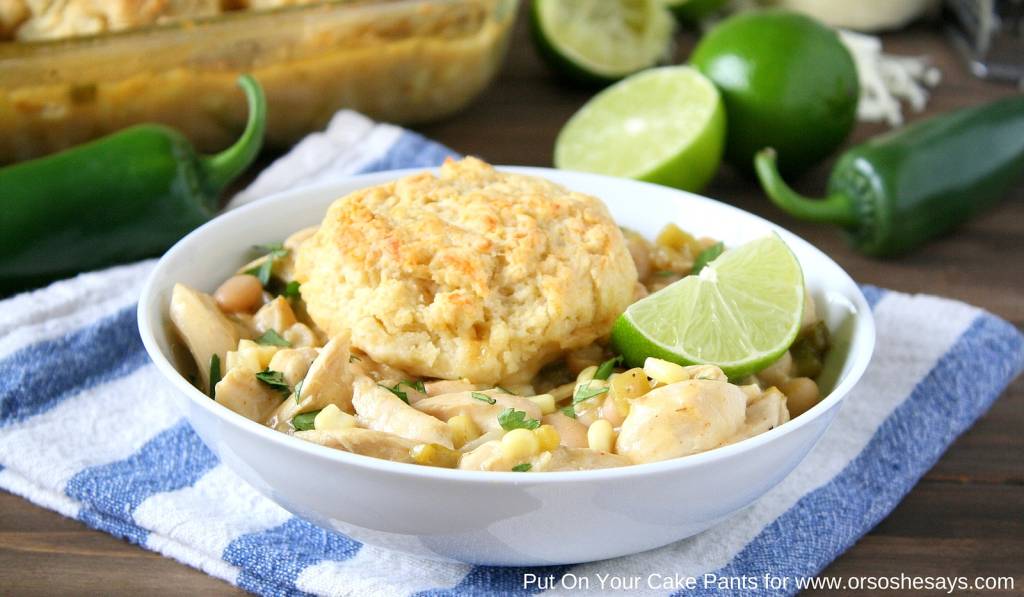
left=530, top=0, right=675, bottom=85
left=611, top=234, right=804, bottom=377
left=554, top=65, right=725, bottom=192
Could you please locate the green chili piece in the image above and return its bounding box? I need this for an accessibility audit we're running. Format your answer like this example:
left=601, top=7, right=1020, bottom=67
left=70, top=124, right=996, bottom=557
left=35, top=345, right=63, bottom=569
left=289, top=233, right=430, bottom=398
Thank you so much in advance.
left=755, top=96, right=1024, bottom=257
left=0, top=75, right=266, bottom=293
left=789, top=340, right=823, bottom=379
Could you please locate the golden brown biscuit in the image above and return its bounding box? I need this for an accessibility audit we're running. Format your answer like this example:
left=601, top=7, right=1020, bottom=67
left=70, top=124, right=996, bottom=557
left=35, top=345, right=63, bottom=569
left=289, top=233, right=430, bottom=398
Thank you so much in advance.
left=296, top=157, right=638, bottom=385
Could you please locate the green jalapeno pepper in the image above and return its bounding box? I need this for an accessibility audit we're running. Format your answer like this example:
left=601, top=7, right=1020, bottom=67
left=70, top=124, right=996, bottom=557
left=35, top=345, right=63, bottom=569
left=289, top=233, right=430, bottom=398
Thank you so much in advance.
left=0, top=74, right=266, bottom=293
left=754, top=95, right=1024, bottom=257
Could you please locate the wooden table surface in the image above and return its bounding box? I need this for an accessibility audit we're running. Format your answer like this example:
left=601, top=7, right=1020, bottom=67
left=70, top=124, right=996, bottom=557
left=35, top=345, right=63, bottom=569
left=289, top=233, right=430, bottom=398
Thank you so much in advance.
left=2, top=13, right=1022, bottom=596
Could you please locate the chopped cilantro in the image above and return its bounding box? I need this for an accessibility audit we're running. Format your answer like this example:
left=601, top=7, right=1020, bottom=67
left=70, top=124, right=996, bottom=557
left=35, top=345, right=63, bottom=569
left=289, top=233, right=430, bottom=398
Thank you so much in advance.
left=593, top=355, right=623, bottom=381
left=498, top=408, right=540, bottom=431
left=471, top=391, right=497, bottom=405
left=496, top=386, right=516, bottom=395
left=282, top=280, right=301, bottom=299
left=560, top=405, right=577, bottom=419
left=572, top=382, right=609, bottom=405
left=379, top=382, right=409, bottom=404
left=398, top=380, right=426, bottom=394
left=256, top=329, right=291, bottom=347
left=255, top=369, right=290, bottom=395
left=246, top=243, right=290, bottom=287
left=292, top=409, right=321, bottom=431
left=691, top=242, right=724, bottom=275
left=294, top=378, right=304, bottom=402
left=254, top=242, right=288, bottom=258
left=245, top=260, right=272, bottom=286
left=511, top=463, right=532, bottom=472
left=209, top=354, right=222, bottom=399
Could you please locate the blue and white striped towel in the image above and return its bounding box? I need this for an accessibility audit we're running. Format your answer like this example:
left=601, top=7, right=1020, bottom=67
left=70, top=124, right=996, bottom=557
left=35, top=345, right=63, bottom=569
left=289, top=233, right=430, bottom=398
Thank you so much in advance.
left=1, top=111, right=1022, bottom=596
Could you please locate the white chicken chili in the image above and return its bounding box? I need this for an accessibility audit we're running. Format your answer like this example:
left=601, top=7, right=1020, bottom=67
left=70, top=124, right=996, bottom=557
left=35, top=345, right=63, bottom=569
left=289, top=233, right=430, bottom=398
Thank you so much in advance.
left=168, top=162, right=831, bottom=472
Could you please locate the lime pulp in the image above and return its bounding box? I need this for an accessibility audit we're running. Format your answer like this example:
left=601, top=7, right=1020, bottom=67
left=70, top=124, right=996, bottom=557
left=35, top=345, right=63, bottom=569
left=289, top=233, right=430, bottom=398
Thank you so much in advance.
left=611, top=234, right=805, bottom=377
left=554, top=65, right=725, bottom=193
left=530, top=0, right=675, bottom=84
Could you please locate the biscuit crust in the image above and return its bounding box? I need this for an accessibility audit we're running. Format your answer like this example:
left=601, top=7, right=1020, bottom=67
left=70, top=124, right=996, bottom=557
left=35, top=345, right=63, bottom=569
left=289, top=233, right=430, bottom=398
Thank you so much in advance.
left=296, top=157, right=638, bottom=384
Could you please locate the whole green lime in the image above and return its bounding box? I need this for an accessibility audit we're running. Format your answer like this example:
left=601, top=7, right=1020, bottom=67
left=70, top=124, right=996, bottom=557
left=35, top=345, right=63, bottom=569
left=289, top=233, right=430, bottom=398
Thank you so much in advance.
left=690, top=9, right=859, bottom=176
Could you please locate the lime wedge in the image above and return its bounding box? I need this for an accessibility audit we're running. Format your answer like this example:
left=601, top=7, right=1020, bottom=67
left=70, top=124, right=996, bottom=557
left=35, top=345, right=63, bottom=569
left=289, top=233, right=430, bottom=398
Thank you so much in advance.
left=530, top=0, right=675, bottom=84
left=554, top=66, right=725, bottom=192
left=611, top=234, right=804, bottom=377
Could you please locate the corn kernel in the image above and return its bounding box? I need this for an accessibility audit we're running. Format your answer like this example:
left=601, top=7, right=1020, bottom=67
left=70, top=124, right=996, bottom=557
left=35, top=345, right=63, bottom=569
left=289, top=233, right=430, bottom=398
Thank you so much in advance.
left=256, top=347, right=279, bottom=368
left=501, top=428, right=540, bottom=461
left=236, top=339, right=279, bottom=370
left=227, top=341, right=259, bottom=371
left=587, top=419, right=615, bottom=453
left=644, top=357, right=689, bottom=385
left=283, top=323, right=317, bottom=348
left=268, top=348, right=316, bottom=387
left=533, top=424, right=561, bottom=452
left=314, top=404, right=356, bottom=431
left=528, top=393, right=556, bottom=415
left=410, top=443, right=460, bottom=468
left=447, top=415, right=480, bottom=449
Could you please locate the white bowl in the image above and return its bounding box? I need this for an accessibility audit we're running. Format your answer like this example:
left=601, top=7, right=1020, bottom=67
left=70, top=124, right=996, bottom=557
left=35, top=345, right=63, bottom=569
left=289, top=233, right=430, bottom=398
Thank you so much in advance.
left=138, top=167, right=875, bottom=566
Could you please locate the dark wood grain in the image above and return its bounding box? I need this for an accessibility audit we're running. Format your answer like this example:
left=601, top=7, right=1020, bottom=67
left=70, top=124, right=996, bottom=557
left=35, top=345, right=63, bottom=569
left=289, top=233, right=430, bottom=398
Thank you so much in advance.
left=2, top=12, right=1022, bottom=596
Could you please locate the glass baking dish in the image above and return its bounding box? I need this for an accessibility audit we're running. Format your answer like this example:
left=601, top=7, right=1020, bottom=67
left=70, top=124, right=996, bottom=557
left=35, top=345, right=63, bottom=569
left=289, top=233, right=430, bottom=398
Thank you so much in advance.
left=0, top=0, right=516, bottom=164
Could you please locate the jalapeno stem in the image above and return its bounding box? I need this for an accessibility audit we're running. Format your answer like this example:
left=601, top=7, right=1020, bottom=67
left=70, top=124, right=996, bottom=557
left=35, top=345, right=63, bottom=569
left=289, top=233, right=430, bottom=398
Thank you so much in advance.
left=202, top=74, right=267, bottom=192
left=754, top=149, right=858, bottom=227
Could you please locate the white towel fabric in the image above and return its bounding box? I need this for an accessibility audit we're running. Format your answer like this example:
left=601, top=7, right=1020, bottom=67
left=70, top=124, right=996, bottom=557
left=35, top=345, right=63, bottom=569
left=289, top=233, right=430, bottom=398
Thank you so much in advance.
left=1, top=111, right=1021, bottom=597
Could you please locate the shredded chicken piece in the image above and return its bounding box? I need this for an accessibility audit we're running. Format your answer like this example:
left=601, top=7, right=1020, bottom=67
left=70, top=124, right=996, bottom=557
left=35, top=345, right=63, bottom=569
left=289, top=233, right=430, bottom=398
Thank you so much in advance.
left=215, top=367, right=284, bottom=422
left=352, top=377, right=453, bottom=448
left=616, top=379, right=747, bottom=464
left=414, top=389, right=543, bottom=434
left=169, top=283, right=243, bottom=390
left=295, top=428, right=418, bottom=463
